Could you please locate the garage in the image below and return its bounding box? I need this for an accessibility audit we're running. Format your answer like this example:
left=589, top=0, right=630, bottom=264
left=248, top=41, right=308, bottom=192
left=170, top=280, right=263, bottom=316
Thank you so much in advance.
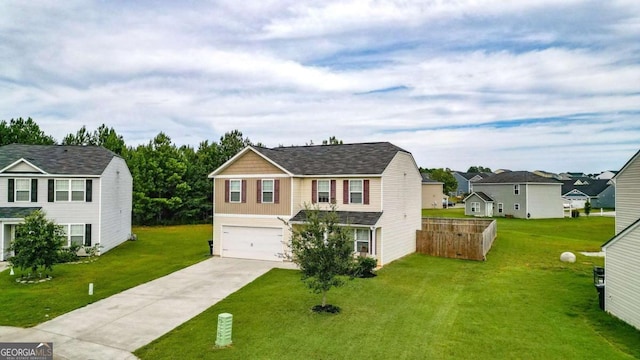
left=221, top=226, right=284, bottom=261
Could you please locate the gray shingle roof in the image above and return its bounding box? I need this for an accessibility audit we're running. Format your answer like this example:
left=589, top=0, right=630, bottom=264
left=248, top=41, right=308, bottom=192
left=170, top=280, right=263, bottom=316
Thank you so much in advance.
left=0, top=207, right=41, bottom=219
left=561, top=178, right=612, bottom=196
left=475, top=171, right=560, bottom=184
left=421, top=173, right=441, bottom=183
left=290, top=210, right=383, bottom=226
left=474, top=192, right=494, bottom=202
left=456, top=172, right=493, bottom=180
left=253, top=142, right=408, bottom=175
left=0, top=144, right=117, bottom=175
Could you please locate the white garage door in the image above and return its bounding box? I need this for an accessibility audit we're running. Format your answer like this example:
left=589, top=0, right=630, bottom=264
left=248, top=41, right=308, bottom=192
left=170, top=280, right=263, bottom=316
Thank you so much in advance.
left=221, top=226, right=283, bottom=261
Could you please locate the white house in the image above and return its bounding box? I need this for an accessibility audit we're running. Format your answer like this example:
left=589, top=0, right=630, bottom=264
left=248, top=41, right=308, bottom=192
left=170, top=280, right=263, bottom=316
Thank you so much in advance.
left=0, top=144, right=132, bottom=260
left=601, top=149, right=640, bottom=330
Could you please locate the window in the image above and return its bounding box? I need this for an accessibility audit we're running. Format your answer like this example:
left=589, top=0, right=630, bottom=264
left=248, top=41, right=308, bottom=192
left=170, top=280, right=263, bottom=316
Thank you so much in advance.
left=514, top=184, right=520, bottom=195
left=471, top=202, right=480, bottom=212
left=498, top=203, right=504, bottom=213
left=514, top=203, right=520, bottom=210
left=349, top=180, right=363, bottom=204
left=55, top=179, right=85, bottom=202
left=15, top=179, right=31, bottom=202
left=354, top=228, right=370, bottom=254
left=262, top=179, right=274, bottom=203
left=229, top=180, right=241, bottom=203
left=317, top=180, right=330, bottom=203
left=62, top=224, right=90, bottom=247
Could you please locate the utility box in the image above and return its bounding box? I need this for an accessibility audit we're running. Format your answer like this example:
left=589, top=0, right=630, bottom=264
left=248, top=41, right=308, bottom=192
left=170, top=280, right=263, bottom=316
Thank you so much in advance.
left=215, top=313, right=233, bottom=347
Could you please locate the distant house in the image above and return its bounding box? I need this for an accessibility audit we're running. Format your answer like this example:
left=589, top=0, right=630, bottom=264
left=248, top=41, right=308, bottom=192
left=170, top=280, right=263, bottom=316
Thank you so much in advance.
left=560, top=172, right=587, bottom=179
left=561, top=177, right=615, bottom=209
left=421, top=173, right=445, bottom=209
left=208, top=142, right=422, bottom=266
left=451, top=171, right=493, bottom=196
left=464, top=171, right=564, bottom=219
left=601, top=149, right=640, bottom=330
left=533, top=170, right=563, bottom=180
left=596, top=170, right=618, bottom=180
left=0, top=145, right=132, bottom=261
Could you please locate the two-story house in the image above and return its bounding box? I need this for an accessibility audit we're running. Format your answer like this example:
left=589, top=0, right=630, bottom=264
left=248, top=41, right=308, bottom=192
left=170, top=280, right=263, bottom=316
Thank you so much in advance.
left=0, top=144, right=132, bottom=261
left=451, top=171, right=493, bottom=196
left=561, top=177, right=615, bottom=209
left=464, top=171, right=564, bottom=219
left=601, top=149, right=640, bottom=330
left=208, top=142, right=422, bottom=266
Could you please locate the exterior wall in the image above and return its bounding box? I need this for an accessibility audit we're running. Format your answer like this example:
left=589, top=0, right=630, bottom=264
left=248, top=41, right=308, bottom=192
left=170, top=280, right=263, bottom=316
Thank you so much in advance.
left=222, top=151, right=285, bottom=175
left=605, top=226, right=640, bottom=330
left=212, top=214, right=290, bottom=258
left=378, top=152, right=421, bottom=265
left=464, top=194, right=491, bottom=217
left=99, top=157, right=133, bottom=253
left=453, top=173, right=469, bottom=195
left=526, top=184, right=564, bottom=219
left=616, top=154, right=640, bottom=234
left=293, top=177, right=382, bottom=214
left=473, top=183, right=526, bottom=218
left=592, top=185, right=615, bottom=209
left=214, top=177, right=292, bottom=216
left=422, top=183, right=444, bottom=209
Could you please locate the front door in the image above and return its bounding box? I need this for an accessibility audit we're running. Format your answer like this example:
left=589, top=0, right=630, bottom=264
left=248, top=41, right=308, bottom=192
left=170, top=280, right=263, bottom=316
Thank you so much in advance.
left=486, top=203, right=494, bottom=217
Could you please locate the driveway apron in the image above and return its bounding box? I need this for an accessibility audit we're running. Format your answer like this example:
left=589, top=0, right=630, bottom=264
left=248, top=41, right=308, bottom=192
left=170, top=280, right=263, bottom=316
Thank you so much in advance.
left=0, top=257, right=295, bottom=359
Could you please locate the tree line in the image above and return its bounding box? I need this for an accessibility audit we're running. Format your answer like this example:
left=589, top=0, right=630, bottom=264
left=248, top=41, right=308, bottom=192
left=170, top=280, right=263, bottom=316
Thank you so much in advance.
left=0, top=117, right=252, bottom=225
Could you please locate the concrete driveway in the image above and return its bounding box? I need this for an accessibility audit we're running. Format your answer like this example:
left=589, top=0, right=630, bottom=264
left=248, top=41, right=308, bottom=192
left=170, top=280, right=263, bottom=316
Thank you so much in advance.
left=0, top=257, right=296, bottom=359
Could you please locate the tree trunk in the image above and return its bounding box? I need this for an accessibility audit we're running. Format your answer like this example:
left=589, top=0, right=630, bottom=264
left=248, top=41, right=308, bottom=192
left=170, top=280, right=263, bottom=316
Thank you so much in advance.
left=322, top=291, right=327, bottom=307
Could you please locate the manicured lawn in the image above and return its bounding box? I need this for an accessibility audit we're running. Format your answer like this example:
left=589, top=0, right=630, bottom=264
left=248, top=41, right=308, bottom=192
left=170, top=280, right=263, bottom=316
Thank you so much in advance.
left=0, top=224, right=212, bottom=327
left=136, top=212, right=640, bottom=359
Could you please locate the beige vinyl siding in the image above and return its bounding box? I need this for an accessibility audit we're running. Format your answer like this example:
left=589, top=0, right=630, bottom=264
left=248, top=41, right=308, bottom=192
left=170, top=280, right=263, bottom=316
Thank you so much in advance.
left=221, top=151, right=286, bottom=175
left=214, top=177, right=292, bottom=216
left=422, top=183, right=444, bottom=209
left=605, top=226, right=640, bottom=330
left=98, top=157, right=133, bottom=253
left=525, top=184, right=564, bottom=219
left=615, top=155, right=640, bottom=234
left=378, top=152, right=421, bottom=265
left=4, top=161, right=38, bottom=172
left=294, top=178, right=382, bottom=213
left=212, top=215, right=291, bottom=257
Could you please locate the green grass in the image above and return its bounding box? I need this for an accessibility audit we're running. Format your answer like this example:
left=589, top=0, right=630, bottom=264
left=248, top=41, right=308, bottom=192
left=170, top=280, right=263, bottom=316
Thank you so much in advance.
left=136, top=214, right=640, bottom=360
left=0, top=224, right=212, bottom=327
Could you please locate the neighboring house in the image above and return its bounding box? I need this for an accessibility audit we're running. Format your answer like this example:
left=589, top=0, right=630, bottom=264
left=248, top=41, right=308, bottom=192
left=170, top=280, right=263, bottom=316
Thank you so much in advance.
left=451, top=171, right=493, bottom=196
left=601, top=149, right=640, bottom=330
left=421, top=173, right=445, bottom=209
left=560, top=172, right=588, bottom=179
left=596, top=170, right=618, bottom=180
left=463, top=191, right=494, bottom=217
left=561, top=177, right=615, bottom=209
left=464, top=171, right=564, bottom=219
left=533, top=170, right=563, bottom=180
left=208, top=142, right=422, bottom=266
left=0, top=144, right=132, bottom=261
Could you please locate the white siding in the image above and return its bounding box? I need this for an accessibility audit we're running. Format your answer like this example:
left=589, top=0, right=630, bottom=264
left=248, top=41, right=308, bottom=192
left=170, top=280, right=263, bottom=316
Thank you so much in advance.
left=615, top=154, right=640, bottom=234
left=99, top=157, right=133, bottom=253
left=605, top=225, right=640, bottom=330
left=378, top=152, right=421, bottom=265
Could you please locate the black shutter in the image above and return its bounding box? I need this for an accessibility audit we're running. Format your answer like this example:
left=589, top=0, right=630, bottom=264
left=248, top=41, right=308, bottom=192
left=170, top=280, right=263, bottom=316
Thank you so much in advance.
left=31, top=179, right=38, bottom=202
left=8, top=179, right=14, bottom=202
left=48, top=179, right=54, bottom=202
left=84, top=224, right=92, bottom=246
left=86, top=180, right=92, bottom=202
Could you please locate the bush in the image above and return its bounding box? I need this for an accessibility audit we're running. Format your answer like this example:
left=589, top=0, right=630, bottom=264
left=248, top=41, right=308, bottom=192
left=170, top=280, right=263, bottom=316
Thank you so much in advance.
left=571, top=209, right=580, bottom=218
left=352, top=256, right=377, bottom=278
left=56, top=243, right=81, bottom=263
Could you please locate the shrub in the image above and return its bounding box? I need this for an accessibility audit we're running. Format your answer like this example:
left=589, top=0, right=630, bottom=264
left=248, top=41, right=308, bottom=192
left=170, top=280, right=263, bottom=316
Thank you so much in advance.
left=352, top=256, right=378, bottom=278
left=56, top=243, right=81, bottom=263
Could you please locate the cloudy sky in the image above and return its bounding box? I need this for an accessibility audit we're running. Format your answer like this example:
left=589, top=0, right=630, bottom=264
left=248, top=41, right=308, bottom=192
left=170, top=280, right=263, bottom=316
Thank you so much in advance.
left=1, top=1, right=639, bottom=173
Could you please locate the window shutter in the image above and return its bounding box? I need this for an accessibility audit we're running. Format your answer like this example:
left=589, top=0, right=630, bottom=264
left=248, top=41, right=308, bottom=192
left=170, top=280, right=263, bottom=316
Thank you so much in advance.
left=48, top=179, right=54, bottom=202
left=330, top=180, right=336, bottom=204
left=241, top=180, right=247, bottom=203
left=224, top=180, right=230, bottom=203
left=311, top=180, right=317, bottom=204
left=364, top=180, right=370, bottom=205
left=274, top=179, right=280, bottom=204
left=343, top=180, right=349, bottom=204
left=256, top=180, right=262, bottom=204
left=31, top=179, right=38, bottom=202
left=85, top=224, right=92, bottom=247
left=8, top=179, right=14, bottom=202
left=86, top=179, right=92, bottom=202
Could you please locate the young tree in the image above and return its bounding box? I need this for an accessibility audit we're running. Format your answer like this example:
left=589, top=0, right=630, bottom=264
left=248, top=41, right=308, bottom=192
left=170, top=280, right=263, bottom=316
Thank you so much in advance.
left=9, top=210, right=65, bottom=276
left=284, top=207, right=354, bottom=310
left=584, top=200, right=592, bottom=217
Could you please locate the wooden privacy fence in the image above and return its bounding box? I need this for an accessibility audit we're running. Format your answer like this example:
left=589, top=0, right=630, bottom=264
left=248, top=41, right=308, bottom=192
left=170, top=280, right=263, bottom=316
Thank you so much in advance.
left=416, top=218, right=497, bottom=261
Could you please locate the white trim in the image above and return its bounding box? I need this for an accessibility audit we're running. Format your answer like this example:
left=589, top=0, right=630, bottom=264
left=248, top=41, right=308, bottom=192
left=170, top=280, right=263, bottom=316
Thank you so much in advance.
left=215, top=174, right=290, bottom=179
left=316, top=179, right=331, bottom=203
left=54, top=178, right=87, bottom=202
left=13, top=178, right=32, bottom=202
left=297, top=174, right=382, bottom=178
left=0, top=158, right=48, bottom=174
left=0, top=174, right=101, bottom=178
left=228, top=179, right=242, bottom=203
left=208, top=146, right=293, bottom=178
left=261, top=179, right=275, bottom=203
left=348, top=179, right=364, bottom=204
left=498, top=203, right=504, bottom=213
left=214, top=213, right=291, bottom=219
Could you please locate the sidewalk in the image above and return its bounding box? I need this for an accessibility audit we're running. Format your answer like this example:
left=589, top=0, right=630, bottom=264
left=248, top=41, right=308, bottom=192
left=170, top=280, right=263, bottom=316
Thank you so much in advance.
left=0, top=257, right=296, bottom=359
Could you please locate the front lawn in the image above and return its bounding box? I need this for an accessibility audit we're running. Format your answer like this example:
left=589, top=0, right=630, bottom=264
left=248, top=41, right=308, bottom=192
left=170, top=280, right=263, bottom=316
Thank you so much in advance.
left=0, top=224, right=212, bottom=327
left=136, top=215, right=640, bottom=359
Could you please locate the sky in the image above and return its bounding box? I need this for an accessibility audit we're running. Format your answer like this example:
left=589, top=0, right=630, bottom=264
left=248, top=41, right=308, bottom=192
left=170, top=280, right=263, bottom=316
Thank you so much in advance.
left=1, top=1, right=639, bottom=174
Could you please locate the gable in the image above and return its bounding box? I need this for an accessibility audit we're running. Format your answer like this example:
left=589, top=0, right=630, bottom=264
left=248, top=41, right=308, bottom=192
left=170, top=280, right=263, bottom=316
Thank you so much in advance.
left=1, top=159, right=45, bottom=174
left=219, top=150, right=286, bottom=176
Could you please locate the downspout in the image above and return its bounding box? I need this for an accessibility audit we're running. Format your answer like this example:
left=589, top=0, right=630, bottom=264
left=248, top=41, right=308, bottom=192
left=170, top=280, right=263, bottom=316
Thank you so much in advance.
left=525, top=183, right=529, bottom=219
